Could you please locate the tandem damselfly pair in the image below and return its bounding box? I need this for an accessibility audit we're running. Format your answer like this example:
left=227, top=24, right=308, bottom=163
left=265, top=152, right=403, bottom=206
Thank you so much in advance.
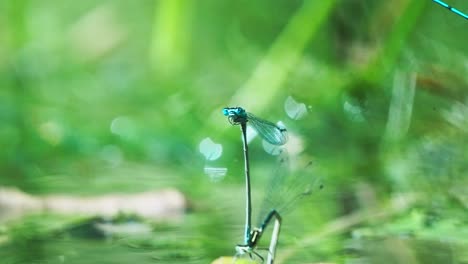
left=223, top=107, right=321, bottom=263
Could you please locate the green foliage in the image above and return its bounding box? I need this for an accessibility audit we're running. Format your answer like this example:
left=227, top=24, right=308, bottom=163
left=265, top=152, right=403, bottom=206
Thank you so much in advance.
left=0, top=0, right=467, bottom=263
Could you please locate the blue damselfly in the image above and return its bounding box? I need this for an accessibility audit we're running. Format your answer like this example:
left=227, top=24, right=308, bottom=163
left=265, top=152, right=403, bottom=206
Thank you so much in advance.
left=223, top=107, right=288, bottom=248
left=223, top=107, right=287, bottom=254
left=223, top=107, right=320, bottom=263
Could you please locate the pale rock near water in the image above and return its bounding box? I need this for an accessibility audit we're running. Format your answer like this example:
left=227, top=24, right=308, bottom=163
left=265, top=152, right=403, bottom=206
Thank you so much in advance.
left=0, top=187, right=187, bottom=222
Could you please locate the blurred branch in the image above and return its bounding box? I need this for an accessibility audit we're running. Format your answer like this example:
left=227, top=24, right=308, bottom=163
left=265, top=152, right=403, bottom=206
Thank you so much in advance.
left=150, top=0, right=192, bottom=76
left=360, top=0, right=425, bottom=84
left=208, top=0, right=337, bottom=129
left=5, top=0, right=29, bottom=49
left=229, top=0, right=337, bottom=111
left=384, top=70, right=416, bottom=142
left=416, top=66, right=468, bottom=100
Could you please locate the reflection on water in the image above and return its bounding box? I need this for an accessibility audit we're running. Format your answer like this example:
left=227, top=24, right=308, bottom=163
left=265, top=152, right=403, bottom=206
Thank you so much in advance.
left=1, top=191, right=467, bottom=264
left=204, top=167, right=228, bottom=182
left=0, top=238, right=205, bottom=264
left=344, top=237, right=463, bottom=264
left=0, top=215, right=211, bottom=264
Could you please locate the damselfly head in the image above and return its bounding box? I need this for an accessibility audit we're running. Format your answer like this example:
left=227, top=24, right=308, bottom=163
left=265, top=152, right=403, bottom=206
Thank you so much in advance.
left=223, top=107, right=248, bottom=125
left=223, top=107, right=246, bottom=116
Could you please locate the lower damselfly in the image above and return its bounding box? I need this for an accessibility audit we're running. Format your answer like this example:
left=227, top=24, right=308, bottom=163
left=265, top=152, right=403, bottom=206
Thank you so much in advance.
left=234, top=154, right=322, bottom=264
left=432, top=0, right=468, bottom=20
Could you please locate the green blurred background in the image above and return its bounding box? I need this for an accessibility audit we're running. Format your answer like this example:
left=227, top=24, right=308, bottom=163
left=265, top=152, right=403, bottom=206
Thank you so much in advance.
left=0, top=0, right=467, bottom=263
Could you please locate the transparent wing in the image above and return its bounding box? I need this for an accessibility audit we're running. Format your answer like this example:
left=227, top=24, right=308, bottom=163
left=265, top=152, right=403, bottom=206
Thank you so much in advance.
left=246, top=112, right=288, bottom=146
left=256, top=152, right=322, bottom=226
